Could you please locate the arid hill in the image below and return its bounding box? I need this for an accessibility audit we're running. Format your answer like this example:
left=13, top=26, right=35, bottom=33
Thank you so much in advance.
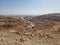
left=30, top=13, right=60, bottom=22
left=0, top=13, right=60, bottom=45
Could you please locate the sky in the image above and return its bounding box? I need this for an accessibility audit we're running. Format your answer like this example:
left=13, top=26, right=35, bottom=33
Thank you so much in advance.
left=0, top=0, right=60, bottom=15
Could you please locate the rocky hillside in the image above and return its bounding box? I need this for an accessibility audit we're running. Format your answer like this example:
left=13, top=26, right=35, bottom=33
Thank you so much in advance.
left=30, top=13, right=60, bottom=22
left=0, top=13, right=60, bottom=45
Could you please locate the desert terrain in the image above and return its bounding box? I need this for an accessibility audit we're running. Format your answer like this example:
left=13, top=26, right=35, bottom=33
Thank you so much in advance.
left=0, top=13, right=60, bottom=45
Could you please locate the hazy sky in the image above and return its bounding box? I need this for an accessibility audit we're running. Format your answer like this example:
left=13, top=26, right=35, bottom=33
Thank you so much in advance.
left=0, top=0, right=60, bottom=15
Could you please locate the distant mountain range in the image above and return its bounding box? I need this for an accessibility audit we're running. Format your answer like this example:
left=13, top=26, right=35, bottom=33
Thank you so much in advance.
left=29, top=13, right=60, bottom=22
